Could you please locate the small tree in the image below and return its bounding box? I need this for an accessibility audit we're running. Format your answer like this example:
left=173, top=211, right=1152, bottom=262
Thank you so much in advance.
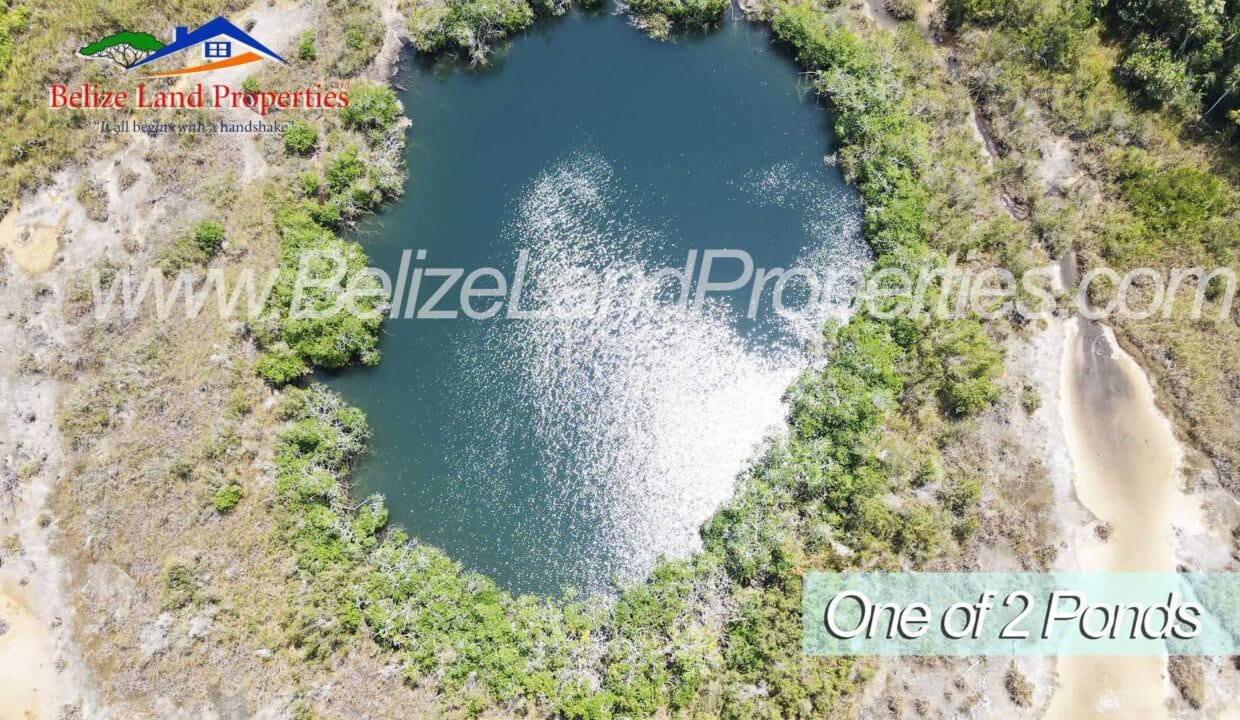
left=78, top=31, right=164, bottom=69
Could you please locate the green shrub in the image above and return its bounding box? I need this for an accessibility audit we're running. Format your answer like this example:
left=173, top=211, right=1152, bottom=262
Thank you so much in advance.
left=943, top=0, right=1008, bottom=29
left=1104, top=0, right=1237, bottom=120
left=283, top=120, right=318, bottom=156
left=325, top=0, right=383, bottom=75
left=343, top=83, right=400, bottom=131
left=1119, top=36, right=1200, bottom=116
left=213, top=483, right=244, bottom=513
left=193, top=219, right=225, bottom=254
left=326, top=146, right=366, bottom=192
left=946, top=0, right=1092, bottom=71
left=1118, top=152, right=1227, bottom=236
left=158, top=219, right=225, bottom=270
left=939, top=477, right=982, bottom=515
left=0, top=6, right=31, bottom=74
left=253, top=208, right=382, bottom=384
left=299, top=172, right=323, bottom=198
left=297, top=31, right=316, bottom=61
left=926, top=320, right=1003, bottom=417
left=256, top=347, right=310, bottom=384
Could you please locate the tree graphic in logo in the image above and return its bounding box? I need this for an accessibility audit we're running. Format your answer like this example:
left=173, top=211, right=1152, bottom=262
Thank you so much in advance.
left=78, top=31, right=165, bottom=69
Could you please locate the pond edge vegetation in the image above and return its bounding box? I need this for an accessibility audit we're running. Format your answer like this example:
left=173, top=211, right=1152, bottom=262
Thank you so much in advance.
left=253, top=1, right=1006, bottom=717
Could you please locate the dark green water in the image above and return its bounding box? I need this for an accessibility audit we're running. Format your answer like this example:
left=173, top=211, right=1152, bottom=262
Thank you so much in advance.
left=327, top=11, right=865, bottom=595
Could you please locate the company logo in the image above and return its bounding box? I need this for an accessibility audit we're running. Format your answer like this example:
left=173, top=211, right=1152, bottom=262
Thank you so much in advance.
left=78, top=16, right=285, bottom=78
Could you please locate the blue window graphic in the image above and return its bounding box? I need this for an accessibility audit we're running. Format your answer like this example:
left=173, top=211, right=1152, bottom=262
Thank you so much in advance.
left=205, top=41, right=231, bottom=59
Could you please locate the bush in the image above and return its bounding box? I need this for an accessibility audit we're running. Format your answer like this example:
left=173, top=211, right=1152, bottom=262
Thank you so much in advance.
left=75, top=178, right=108, bottom=222
left=946, top=0, right=1092, bottom=70
left=1004, top=662, right=1034, bottom=707
left=299, top=172, right=322, bottom=198
left=162, top=560, right=201, bottom=610
left=253, top=209, right=382, bottom=384
left=256, top=348, right=310, bottom=385
left=213, top=483, right=244, bottom=513
left=1020, top=384, right=1041, bottom=414
left=1103, top=0, right=1237, bottom=119
left=1118, top=152, right=1227, bottom=237
left=158, top=219, right=225, bottom=270
left=926, top=321, right=1003, bottom=417
left=326, top=146, right=366, bottom=193
left=297, top=31, right=316, bottom=61
left=342, top=83, right=401, bottom=140
left=884, top=0, right=916, bottom=21
left=943, top=0, right=1008, bottom=29
left=1119, top=36, right=1200, bottom=116
left=283, top=120, right=318, bottom=156
left=193, top=219, right=225, bottom=254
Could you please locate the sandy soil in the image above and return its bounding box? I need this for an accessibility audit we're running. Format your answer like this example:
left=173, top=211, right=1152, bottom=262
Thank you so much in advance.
left=0, top=580, right=59, bottom=720
left=0, top=203, right=67, bottom=275
left=1045, top=318, right=1208, bottom=719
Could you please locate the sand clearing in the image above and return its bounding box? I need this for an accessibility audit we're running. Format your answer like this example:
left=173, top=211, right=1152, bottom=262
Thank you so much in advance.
left=0, top=582, right=57, bottom=720
left=0, top=204, right=65, bottom=275
left=1046, top=318, right=1203, bottom=719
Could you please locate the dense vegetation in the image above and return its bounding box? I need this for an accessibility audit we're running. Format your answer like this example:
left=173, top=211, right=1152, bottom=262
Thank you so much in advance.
left=255, top=82, right=404, bottom=384
left=405, top=0, right=603, bottom=64
left=945, top=0, right=1239, bottom=130
left=625, top=0, right=729, bottom=38
left=1104, top=0, right=1238, bottom=122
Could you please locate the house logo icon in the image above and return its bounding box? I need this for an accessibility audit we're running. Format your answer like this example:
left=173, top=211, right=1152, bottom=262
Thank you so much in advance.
left=78, top=17, right=286, bottom=78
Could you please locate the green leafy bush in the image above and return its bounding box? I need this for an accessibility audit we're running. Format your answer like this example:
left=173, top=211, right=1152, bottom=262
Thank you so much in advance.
left=297, top=31, right=316, bottom=61
left=327, top=146, right=366, bottom=192
left=283, top=120, right=319, bottom=156
left=1119, top=36, right=1201, bottom=116
left=342, top=83, right=401, bottom=142
left=193, top=219, right=225, bottom=254
left=212, top=483, right=244, bottom=513
left=253, top=208, right=382, bottom=384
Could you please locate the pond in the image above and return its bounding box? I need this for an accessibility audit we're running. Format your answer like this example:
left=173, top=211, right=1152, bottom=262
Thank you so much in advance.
left=326, top=9, right=866, bottom=596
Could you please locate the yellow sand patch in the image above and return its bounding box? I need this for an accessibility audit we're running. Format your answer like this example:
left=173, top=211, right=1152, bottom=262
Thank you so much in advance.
left=0, top=587, right=56, bottom=720
left=0, top=204, right=65, bottom=275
